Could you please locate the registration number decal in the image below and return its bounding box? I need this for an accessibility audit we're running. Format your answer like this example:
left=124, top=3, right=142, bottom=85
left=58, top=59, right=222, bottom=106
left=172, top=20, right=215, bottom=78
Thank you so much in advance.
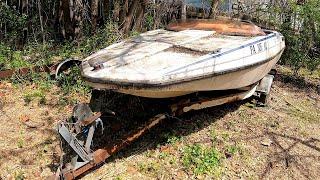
left=250, top=41, right=268, bottom=55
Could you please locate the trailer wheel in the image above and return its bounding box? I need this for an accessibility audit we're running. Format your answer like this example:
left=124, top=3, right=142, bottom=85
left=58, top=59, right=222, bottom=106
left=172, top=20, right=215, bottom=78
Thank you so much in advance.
left=257, top=92, right=269, bottom=106
left=256, top=74, right=274, bottom=107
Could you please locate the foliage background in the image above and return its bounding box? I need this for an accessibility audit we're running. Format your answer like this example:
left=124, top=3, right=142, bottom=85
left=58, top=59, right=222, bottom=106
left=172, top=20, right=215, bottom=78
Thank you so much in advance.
left=0, top=0, right=319, bottom=74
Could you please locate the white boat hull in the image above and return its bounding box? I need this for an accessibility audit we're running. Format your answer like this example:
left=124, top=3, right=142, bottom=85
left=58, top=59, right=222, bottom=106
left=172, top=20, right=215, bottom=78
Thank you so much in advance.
left=86, top=50, right=283, bottom=98
left=82, top=27, right=285, bottom=98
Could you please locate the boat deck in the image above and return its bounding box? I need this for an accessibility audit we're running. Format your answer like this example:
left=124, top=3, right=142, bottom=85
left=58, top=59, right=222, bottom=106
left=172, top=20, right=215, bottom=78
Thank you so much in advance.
left=83, top=29, right=253, bottom=82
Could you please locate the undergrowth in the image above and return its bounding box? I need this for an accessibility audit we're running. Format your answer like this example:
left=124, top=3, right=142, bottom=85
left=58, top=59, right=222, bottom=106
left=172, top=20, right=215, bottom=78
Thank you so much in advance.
left=1, top=23, right=122, bottom=102
left=0, top=22, right=120, bottom=72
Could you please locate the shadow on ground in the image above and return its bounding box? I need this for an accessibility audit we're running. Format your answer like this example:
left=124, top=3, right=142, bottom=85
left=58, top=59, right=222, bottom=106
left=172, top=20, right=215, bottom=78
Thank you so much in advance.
left=275, top=72, right=320, bottom=94
left=235, top=130, right=320, bottom=179
left=57, top=72, right=320, bottom=178
left=73, top=90, right=247, bottom=178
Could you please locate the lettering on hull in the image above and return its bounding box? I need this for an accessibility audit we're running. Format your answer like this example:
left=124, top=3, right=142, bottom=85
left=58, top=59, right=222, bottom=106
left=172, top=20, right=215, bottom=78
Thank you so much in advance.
left=250, top=41, right=268, bottom=55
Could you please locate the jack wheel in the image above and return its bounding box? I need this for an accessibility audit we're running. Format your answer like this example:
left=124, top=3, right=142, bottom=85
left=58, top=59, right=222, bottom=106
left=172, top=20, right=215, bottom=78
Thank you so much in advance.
left=257, top=93, right=269, bottom=107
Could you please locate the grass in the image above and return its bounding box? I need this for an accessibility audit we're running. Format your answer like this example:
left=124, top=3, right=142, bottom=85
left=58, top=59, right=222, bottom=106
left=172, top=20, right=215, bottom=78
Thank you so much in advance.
left=14, top=171, right=25, bottom=180
left=23, top=89, right=46, bottom=105
left=277, top=65, right=320, bottom=81
left=287, top=100, right=320, bottom=123
left=225, top=144, right=242, bottom=156
left=0, top=23, right=120, bottom=71
left=162, top=132, right=183, bottom=145
left=0, top=21, right=319, bottom=179
left=1, top=65, right=319, bottom=179
left=17, top=139, right=24, bottom=148
left=57, top=66, right=91, bottom=96
left=182, top=144, right=223, bottom=176
left=137, top=161, right=161, bottom=176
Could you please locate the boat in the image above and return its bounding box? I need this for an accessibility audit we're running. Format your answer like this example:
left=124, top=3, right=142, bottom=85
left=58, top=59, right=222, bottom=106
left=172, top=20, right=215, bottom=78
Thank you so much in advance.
left=55, top=19, right=286, bottom=179
left=81, top=19, right=285, bottom=98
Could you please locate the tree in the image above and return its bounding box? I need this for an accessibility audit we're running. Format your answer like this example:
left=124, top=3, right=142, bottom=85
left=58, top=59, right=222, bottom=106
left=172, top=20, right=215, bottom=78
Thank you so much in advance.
left=209, top=0, right=220, bottom=19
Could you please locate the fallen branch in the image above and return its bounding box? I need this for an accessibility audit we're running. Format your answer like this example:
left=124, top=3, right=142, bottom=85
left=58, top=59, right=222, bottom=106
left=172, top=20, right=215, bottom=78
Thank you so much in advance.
left=0, top=64, right=58, bottom=79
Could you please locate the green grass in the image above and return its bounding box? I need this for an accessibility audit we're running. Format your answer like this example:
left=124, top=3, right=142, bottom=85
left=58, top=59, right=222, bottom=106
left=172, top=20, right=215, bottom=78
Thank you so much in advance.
left=17, top=139, right=24, bottom=148
left=226, top=144, right=242, bottom=156
left=138, top=161, right=161, bottom=175
left=182, top=144, right=223, bottom=176
left=23, top=89, right=46, bottom=105
left=288, top=103, right=320, bottom=123
left=14, top=171, right=25, bottom=180
left=57, top=66, right=91, bottom=95
left=164, top=133, right=182, bottom=145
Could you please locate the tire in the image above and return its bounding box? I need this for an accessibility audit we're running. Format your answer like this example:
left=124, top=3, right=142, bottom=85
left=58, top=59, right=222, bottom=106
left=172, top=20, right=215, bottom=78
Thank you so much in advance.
left=258, top=93, right=269, bottom=106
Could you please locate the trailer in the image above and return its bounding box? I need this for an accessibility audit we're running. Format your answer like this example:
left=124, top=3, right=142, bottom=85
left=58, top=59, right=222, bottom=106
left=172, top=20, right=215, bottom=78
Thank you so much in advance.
left=53, top=73, right=274, bottom=179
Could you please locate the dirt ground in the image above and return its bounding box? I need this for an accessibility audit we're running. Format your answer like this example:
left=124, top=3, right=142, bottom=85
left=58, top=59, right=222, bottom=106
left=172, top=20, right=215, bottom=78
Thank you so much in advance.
left=0, top=66, right=319, bottom=179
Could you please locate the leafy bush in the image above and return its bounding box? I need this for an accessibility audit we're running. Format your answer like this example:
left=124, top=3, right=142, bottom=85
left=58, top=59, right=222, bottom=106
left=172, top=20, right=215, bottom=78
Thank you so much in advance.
left=272, top=0, right=320, bottom=73
left=0, top=4, right=27, bottom=45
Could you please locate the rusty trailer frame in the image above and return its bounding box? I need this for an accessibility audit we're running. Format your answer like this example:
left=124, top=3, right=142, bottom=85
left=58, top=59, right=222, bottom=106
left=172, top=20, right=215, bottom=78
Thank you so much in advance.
left=55, top=74, right=274, bottom=179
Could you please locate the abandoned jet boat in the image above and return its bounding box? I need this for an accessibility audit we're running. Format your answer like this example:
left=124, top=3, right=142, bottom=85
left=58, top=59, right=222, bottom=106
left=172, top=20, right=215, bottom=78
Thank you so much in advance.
left=81, top=19, right=285, bottom=98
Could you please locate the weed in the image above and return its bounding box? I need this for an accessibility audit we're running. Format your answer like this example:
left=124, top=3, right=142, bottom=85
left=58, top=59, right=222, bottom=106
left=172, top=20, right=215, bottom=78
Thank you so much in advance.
left=57, top=96, right=69, bottom=106
left=145, top=14, right=154, bottom=30
left=158, top=151, right=169, bottom=159
left=17, top=138, right=24, bottom=148
left=14, top=170, right=25, bottom=180
left=57, top=66, right=91, bottom=95
left=23, top=95, right=32, bottom=104
left=210, top=129, right=217, bottom=142
left=226, top=145, right=242, bottom=156
left=23, top=90, right=46, bottom=105
left=39, top=96, right=47, bottom=105
left=138, top=161, right=160, bottom=175
left=182, top=144, right=222, bottom=175
left=244, top=102, right=255, bottom=108
left=167, top=135, right=182, bottom=145
left=144, top=150, right=154, bottom=158
left=288, top=100, right=320, bottom=123
left=221, top=132, right=230, bottom=141
left=168, top=156, right=177, bottom=165
left=160, top=132, right=182, bottom=146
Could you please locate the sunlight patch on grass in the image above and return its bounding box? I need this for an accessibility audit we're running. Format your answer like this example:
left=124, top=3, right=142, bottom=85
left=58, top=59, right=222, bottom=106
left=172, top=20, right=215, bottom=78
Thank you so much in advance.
left=287, top=99, right=320, bottom=123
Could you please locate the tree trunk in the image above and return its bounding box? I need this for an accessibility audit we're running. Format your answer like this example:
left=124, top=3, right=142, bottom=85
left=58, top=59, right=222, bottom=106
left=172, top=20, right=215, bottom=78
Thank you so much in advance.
left=58, top=0, right=73, bottom=40
left=91, top=0, right=99, bottom=34
left=113, top=1, right=121, bottom=22
left=119, top=0, right=129, bottom=25
left=181, top=0, right=186, bottom=20
left=37, top=0, right=45, bottom=44
left=103, top=0, right=110, bottom=22
left=122, top=0, right=139, bottom=34
left=74, top=0, right=83, bottom=40
left=135, top=0, right=146, bottom=31
left=21, top=0, right=28, bottom=45
left=209, top=0, right=219, bottom=19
